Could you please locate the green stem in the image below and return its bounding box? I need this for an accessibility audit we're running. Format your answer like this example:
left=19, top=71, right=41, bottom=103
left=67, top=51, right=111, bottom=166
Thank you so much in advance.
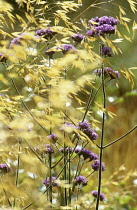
left=49, top=153, right=52, bottom=205
left=64, top=144, right=67, bottom=206
left=68, top=148, right=71, bottom=205
left=103, top=125, right=137, bottom=149
left=96, top=43, right=106, bottom=210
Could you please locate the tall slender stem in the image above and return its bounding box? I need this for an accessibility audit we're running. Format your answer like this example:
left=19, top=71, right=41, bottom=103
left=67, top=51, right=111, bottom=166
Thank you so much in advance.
left=68, top=148, right=71, bottom=205
left=49, top=153, right=52, bottom=204
left=63, top=141, right=68, bottom=206
left=96, top=43, right=106, bottom=210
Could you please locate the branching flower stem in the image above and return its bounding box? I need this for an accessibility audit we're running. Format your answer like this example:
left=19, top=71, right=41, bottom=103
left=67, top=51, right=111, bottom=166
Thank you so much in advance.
left=103, top=125, right=137, bottom=149
left=82, top=78, right=110, bottom=122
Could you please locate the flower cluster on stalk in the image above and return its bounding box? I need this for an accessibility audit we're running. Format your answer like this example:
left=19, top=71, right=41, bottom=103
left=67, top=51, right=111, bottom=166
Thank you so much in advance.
left=42, top=176, right=58, bottom=187
left=34, top=144, right=54, bottom=157
left=71, top=34, right=86, bottom=44
left=86, top=16, right=118, bottom=37
left=36, top=27, right=57, bottom=39
left=75, top=148, right=98, bottom=162
left=94, top=67, right=120, bottom=79
left=78, top=121, right=98, bottom=140
left=74, top=175, right=88, bottom=187
left=0, top=164, right=12, bottom=175
left=92, top=190, right=105, bottom=201
left=91, top=160, right=106, bottom=171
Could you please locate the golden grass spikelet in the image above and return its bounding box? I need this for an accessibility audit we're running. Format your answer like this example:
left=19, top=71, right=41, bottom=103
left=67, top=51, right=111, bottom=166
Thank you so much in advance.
left=0, top=0, right=13, bottom=11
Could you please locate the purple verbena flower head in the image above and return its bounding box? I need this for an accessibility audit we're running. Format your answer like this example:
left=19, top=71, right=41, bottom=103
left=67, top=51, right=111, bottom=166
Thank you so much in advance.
left=59, top=44, right=77, bottom=55
left=86, top=29, right=95, bottom=37
left=0, top=164, right=12, bottom=175
left=92, top=190, right=105, bottom=201
left=36, top=28, right=57, bottom=39
left=42, top=176, right=58, bottom=187
left=99, top=16, right=118, bottom=26
left=71, top=34, right=86, bottom=44
left=91, top=160, right=106, bottom=171
left=74, top=175, right=88, bottom=187
left=10, top=37, right=21, bottom=47
left=100, top=47, right=113, bottom=57
left=75, top=148, right=98, bottom=162
left=34, top=144, right=54, bottom=156
left=88, top=16, right=118, bottom=27
left=88, top=16, right=100, bottom=26
left=94, top=67, right=120, bottom=79
left=78, top=121, right=98, bottom=140
left=47, top=133, right=57, bottom=143
left=87, top=16, right=118, bottom=37
left=83, top=128, right=98, bottom=140
left=78, top=121, right=90, bottom=129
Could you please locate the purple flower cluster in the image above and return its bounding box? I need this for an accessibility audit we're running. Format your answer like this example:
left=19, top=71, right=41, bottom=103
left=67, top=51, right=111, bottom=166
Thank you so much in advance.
left=59, top=44, right=77, bottom=55
left=78, top=121, right=98, bottom=140
left=91, top=160, right=106, bottom=171
left=42, top=176, right=58, bottom=187
left=74, top=175, right=88, bottom=186
left=36, top=28, right=57, bottom=39
left=71, top=34, right=86, bottom=44
left=0, top=164, right=12, bottom=174
left=92, top=190, right=105, bottom=201
left=34, top=144, right=54, bottom=156
left=94, top=67, right=120, bottom=79
left=47, top=133, right=57, bottom=142
left=100, top=47, right=113, bottom=57
left=75, top=148, right=98, bottom=162
left=86, top=16, right=118, bottom=37
left=10, top=37, right=22, bottom=47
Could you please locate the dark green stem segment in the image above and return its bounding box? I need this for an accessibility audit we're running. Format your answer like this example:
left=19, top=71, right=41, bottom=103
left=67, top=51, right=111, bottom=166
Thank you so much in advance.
left=103, top=125, right=137, bottom=149
left=15, top=138, right=22, bottom=187
left=96, top=43, right=106, bottom=210
left=64, top=148, right=67, bottom=206
left=68, top=148, right=71, bottom=205
left=49, top=153, right=52, bottom=204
